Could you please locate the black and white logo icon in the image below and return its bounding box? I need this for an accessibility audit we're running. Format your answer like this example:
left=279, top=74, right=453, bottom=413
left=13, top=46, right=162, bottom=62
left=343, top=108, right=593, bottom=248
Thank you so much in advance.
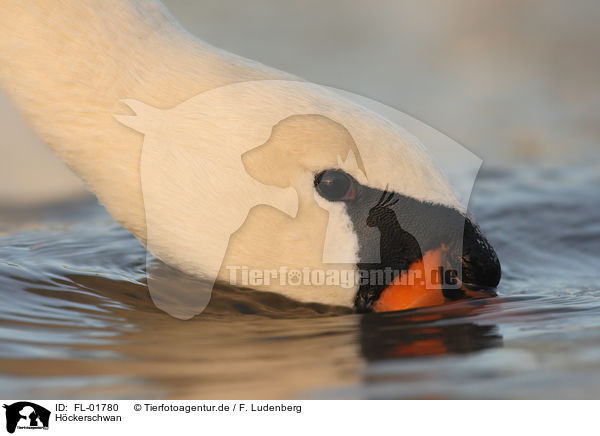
left=3, top=402, right=50, bottom=434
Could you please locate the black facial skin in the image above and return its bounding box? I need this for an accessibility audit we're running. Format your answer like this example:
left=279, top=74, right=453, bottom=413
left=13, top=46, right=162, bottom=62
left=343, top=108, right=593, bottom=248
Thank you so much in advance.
left=314, top=170, right=501, bottom=313
left=364, top=191, right=423, bottom=274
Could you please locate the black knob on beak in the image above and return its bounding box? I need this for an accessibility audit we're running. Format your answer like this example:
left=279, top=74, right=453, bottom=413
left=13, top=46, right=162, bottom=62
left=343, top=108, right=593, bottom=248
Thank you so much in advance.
left=461, top=218, right=501, bottom=291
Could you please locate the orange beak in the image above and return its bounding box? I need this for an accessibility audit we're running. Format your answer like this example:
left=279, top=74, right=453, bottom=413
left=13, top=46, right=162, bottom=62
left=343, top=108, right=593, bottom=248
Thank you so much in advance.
left=372, top=245, right=496, bottom=313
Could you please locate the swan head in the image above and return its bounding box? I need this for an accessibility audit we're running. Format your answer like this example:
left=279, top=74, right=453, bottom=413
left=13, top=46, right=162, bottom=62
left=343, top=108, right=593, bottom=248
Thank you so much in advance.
left=115, top=80, right=500, bottom=315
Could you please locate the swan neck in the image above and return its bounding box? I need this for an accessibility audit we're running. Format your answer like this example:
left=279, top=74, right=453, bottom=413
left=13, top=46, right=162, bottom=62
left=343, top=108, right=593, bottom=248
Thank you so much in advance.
left=0, top=0, right=291, bottom=241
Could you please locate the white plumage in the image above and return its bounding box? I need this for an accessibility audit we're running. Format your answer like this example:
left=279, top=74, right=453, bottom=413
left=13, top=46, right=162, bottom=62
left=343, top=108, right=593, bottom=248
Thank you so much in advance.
left=0, top=0, right=466, bottom=309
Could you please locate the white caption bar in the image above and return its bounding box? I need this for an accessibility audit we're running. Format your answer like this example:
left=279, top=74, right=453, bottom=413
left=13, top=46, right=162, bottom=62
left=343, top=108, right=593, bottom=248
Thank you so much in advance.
left=0, top=400, right=596, bottom=435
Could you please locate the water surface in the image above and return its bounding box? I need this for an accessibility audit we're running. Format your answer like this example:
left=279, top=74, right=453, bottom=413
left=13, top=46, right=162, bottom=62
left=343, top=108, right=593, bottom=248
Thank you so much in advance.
left=0, top=162, right=599, bottom=399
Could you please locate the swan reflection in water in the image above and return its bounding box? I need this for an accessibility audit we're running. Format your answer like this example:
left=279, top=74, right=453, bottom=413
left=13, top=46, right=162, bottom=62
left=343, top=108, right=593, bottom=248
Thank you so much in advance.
left=0, top=205, right=502, bottom=399
left=0, top=248, right=503, bottom=399
left=359, top=301, right=502, bottom=361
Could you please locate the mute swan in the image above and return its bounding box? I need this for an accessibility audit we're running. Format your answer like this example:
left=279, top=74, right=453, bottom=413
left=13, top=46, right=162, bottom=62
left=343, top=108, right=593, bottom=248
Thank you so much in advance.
left=0, top=0, right=500, bottom=314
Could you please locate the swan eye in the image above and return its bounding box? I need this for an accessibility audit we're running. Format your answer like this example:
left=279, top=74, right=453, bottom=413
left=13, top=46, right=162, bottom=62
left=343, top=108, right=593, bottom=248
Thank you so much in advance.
left=314, top=170, right=356, bottom=201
